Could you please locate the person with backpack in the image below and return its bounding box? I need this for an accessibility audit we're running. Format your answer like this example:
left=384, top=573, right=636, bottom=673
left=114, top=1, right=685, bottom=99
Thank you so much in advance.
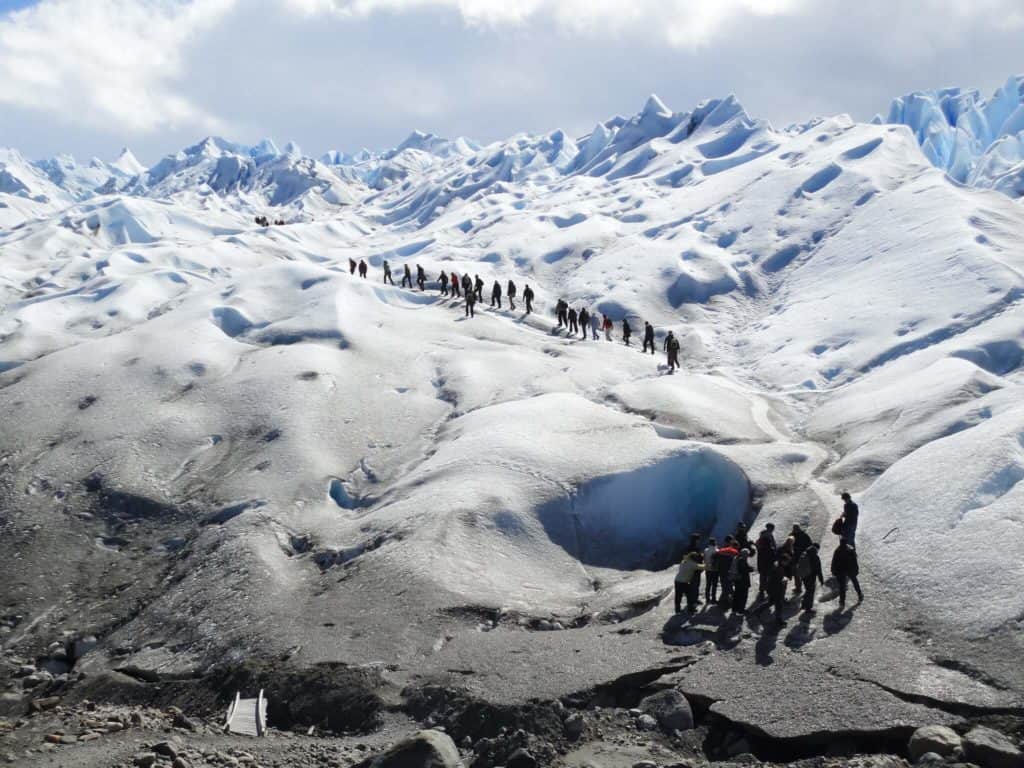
left=603, top=315, right=614, bottom=341
left=555, top=299, right=565, bottom=328
left=401, top=264, right=413, bottom=288
left=732, top=548, right=754, bottom=614
left=491, top=280, right=502, bottom=308
left=568, top=307, right=579, bottom=335
left=622, top=318, right=632, bottom=346
left=839, top=492, right=859, bottom=546
left=674, top=551, right=705, bottom=613
left=383, top=260, right=394, bottom=285
left=450, top=271, right=461, bottom=297
left=579, top=308, right=590, bottom=340
left=831, top=541, right=863, bottom=609
left=507, top=280, right=517, bottom=311
left=796, top=543, right=824, bottom=612
left=755, top=523, right=777, bottom=602
left=643, top=322, right=655, bottom=354
left=790, top=524, right=813, bottom=595
left=714, top=537, right=739, bottom=606
left=416, top=264, right=426, bottom=291
left=474, top=275, right=484, bottom=302
left=590, top=312, right=600, bottom=340
left=358, top=259, right=368, bottom=278
left=703, top=537, right=720, bottom=604
left=523, top=284, right=534, bottom=314
left=462, top=273, right=473, bottom=297
left=734, top=521, right=751, bottom=550
left=439, top=270, right=449, bottom=296
left=465, top=286, right=476, bottom=318
left=665, top=331, right=681, bottom=372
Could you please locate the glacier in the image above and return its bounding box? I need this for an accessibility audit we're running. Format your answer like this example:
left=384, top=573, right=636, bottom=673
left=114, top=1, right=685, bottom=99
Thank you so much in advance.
left=1, top=80, right=1022, bottom=761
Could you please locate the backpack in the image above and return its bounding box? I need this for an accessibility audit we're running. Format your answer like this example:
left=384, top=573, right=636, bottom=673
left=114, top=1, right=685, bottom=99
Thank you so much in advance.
left=831, top=517, right=844, bottom=536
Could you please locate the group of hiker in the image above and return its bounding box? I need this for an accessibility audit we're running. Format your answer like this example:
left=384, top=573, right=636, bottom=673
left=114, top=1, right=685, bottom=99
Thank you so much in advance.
left=254, top=215, right=286, bottom=226
left=674, top=492, right=863, bottom=628
left=346, top=257, right=683, bottom=372
left=553, top=301, right=682, bottom=371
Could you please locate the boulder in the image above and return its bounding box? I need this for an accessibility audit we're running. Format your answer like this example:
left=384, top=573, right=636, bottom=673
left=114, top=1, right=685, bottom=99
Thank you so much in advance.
left=963, top=727, right=1024, bottom=768
left=153, top=741, right=178, bottom=759
left=638, top=714, right=658, bottom=730
left=564, top=712, right=585, bottom=740
left=133, top=755, right=157, bottom=768
left=507, top=749, right=537, bottom=768
left=909, top=726, right=963, bottom=760
left=353, top=730, right=462, bottom=768
left=639, top=688, right=694, bottom=732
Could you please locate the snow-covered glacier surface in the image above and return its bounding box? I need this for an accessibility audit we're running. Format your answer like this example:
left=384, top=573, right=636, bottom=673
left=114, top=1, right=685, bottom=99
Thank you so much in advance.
left=881, top=74, right=1024, bottom=197
left=1, top=88, right=1023, bottom=689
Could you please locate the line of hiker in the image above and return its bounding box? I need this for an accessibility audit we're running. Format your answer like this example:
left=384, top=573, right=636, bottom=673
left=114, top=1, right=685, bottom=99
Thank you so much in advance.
left=347, top=258, right=681, bottom=369
left=674, top=493, right=863, bottom=628
left=554, top=300, right=682, bottom=372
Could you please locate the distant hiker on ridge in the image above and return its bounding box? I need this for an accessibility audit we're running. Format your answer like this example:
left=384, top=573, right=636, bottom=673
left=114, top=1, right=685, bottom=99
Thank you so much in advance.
left=358, top=259, right=368, bottom=278
left=348, top=258, right=357, bottom=275
left=401, top=264, right=413, bottom=289
left=439, top=270, right=449, bottom=296
left=383, top=260, right=394, bottom=285
left=603, top=315, right=613, bottom=341
left=568, top=307, right=578, bottom=335
left=523, top=284, right=534, bottom=314
left=622, top=318, right=632, bottom=346
left=465, top=286, right=476, bottom=318
left=643, top=322, right=655, bottom=354
left=462, top=273, right=473, bottom=297
left=507, top=280, right=517, bottom=311
left=416, top=264, right=426, bottom=291
left=491, top=280, right=502, bottom=309
left=474, top=274, right=484, bottom=302
left=664, top=331, right=680, bottom=372
left=450, top=271, right=461, bottom=297
left=589, top=311, right=599, bottom=340
left=579, top=308, right=590, bottom=340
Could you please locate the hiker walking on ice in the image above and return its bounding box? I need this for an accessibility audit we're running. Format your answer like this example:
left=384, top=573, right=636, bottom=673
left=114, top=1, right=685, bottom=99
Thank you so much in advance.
left=465, top=287, right=476, bottom=318
left=603, top=315, right=613, bottom=341
left=450, top=271, right=461, bottom=297
left=790, top=524, right=812, bottom=596
left=732, top=548, right=753, bottom=614
left=439, top=271, right=449, bottom=296
left=523, top=284, right=534, bottom=314
left=491, top=280, right=502, bottom=308
left=685, top=533, right=703, bottom=608
left=664, top=331, right=680, bottom=372
left=358, top=259, right=367, bottom=278
left=590, top=312, right=599, bottom=340
left=462, top=273, right=473, bottom=297
left=579, top=308, right=590, bottom=340
left=643, top=322, right=655, bottom=354
left=383, top=260, right=394, bottom=285
left=831, top=541, right=863, bottom=609
left=839, top=492, right=859, bottom=546
left=349, top=258, right=357, bottom=275
left=401, top=264, right=413, bottom=289
left=568, top=307, right=578, bottom=335
left=796, top=543, right=824, bottom=612
left=416, top=264, right=426, bottom=291
left=474, top=275, right=484, bottom=302
left=507, top=280, right=517, bottom=310
left=622, top=318, right=632, bottom=346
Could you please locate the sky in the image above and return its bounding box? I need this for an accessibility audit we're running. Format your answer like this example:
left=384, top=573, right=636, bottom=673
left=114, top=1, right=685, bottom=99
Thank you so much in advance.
left=0, top=0, right=1022, bottom=164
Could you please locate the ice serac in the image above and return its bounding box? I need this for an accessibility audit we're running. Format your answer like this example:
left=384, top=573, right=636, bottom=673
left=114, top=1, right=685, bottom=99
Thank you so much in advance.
left=884, top=74, right=1024, bottom=197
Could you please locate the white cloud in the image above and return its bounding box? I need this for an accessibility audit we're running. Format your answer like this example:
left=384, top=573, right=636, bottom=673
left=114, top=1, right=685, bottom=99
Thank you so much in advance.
left=0, top=0, right=236, bottom=134
left=282, top=0, right=809, bottom=47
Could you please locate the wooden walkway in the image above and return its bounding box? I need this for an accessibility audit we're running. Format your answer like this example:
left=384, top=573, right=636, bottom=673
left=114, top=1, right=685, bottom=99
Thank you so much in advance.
left=224, top=690, right=267, bottom=737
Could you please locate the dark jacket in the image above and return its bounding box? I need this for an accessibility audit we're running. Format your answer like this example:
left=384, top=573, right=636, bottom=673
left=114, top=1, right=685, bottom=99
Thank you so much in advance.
left=830, top=543, right=859, bottom=578
left=792, top=528, right=812, bottom=559
left=797, top=548, right=824, bottom=584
